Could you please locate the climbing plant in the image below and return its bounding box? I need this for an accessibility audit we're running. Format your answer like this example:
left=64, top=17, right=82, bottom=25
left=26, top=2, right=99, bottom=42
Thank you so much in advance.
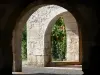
left=51, top=17, right=67, bottom=61
left=21, top=25, right=27, bottom=60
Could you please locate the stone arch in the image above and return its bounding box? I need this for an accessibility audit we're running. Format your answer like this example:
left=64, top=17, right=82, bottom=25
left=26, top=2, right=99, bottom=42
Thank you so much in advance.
left=12, top=2, right=83, bottom=72
left=44, top=11, right=82, bottom=66
left=26, top=5, right=81, bottom=67
left=26, top=5, right=68, bottom=67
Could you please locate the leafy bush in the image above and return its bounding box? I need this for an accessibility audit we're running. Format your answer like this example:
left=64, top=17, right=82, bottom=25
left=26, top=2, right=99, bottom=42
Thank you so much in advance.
left=21, top=25, right=27, bottom=60
left=51, top=17, right=66, bottom=61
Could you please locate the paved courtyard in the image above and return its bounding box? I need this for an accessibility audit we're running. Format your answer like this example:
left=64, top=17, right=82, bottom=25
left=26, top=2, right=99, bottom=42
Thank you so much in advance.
left=13, top=66, right=83, bottom=75
left=12, top=61, right=83, bottom=75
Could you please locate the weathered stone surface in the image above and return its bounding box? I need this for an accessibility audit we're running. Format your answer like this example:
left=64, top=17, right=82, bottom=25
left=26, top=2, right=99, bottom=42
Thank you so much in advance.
left=66, top=31, right=79, bottom=62
left=27, top=56, right=37, bottom=66
left=36, top=56, right=44, bottom=63
left=26, top=5, right=79, bottom=66
left=27, top=5, right=67, bottom=66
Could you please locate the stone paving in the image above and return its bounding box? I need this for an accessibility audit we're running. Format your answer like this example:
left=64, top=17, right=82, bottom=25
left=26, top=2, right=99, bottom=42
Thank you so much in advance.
left=13, top=61, right=83, bottom=75
left=13, top=66, right=83, bottom=75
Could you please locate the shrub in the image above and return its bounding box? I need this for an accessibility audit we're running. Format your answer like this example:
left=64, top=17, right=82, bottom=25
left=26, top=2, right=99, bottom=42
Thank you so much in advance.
left=51, top=17, right=67, bottom=61
left=21, top=25, right=27, bottom=60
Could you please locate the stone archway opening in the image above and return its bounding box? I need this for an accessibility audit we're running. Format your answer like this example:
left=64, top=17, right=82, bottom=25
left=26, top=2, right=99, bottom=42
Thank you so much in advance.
left=26, top=4, right=81, bottom=67
left=12, top=4, right=82, bottom=73
left=44, top=9, right=81, bottom=67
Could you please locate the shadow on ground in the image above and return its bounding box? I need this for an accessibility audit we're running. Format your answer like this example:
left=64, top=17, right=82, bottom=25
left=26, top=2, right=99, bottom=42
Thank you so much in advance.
left=13, top=73, right=80, bottom=75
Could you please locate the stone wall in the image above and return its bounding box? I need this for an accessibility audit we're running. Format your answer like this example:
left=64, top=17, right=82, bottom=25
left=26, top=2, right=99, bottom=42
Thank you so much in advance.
left=27, top=5, right=67, bottom=66
left=63, top=13, right=79, bottom=62
left=26, top=5, right=79, bottom=67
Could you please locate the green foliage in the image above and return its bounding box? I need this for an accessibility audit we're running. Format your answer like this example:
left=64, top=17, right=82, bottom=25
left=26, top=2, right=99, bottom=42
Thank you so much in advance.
left=21, top=25, right=27, bottom=60
left=51, top=17, right=67, bottom=61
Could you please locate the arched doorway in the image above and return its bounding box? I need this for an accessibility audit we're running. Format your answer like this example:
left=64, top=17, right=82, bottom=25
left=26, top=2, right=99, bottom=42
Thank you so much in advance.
left=44, top=8, right=82, bottom=67
left=12, top=4, right=82, bottom=72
